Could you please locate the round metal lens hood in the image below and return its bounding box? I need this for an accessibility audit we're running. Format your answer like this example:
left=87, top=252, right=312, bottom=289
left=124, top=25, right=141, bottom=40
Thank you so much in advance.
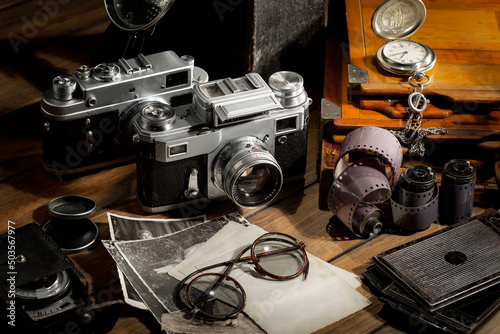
left=46, top=195, right=98, bottom=252
left=48, top=195, right=96, bottom=220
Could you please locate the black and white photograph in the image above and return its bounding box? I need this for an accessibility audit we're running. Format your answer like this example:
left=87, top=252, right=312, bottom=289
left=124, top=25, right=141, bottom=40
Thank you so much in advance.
left=108, top=213, right=245, bottom=315
left=107, top=212, right=206, bottom=309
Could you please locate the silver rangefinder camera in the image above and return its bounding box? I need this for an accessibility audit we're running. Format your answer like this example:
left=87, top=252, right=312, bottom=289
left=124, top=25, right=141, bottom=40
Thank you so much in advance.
left=42, top=51, right=311, bottom=212
left=41, top=51, right=208, bottom=174
left=130, top=67, right=311, bottom=212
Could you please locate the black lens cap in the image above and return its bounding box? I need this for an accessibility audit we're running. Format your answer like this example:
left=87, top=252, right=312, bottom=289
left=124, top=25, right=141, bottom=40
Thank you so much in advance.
left=43, top=218, right=98, bottom=252
left=44, top=196, right=98, bottom=252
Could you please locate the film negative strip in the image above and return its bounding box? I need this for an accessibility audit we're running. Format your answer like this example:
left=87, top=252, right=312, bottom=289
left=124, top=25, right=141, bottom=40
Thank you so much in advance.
left=390, top=165, right=439, bottom=231
left=438, top=159, right=476, bottom=225
left=334, top=126, right=403, bottom=189
left=328, top=127, right=403, bottom=236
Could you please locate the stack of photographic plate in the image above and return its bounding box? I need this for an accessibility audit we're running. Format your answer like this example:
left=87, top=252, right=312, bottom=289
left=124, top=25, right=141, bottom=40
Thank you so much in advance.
left=365, top=210, right=500, bottom=333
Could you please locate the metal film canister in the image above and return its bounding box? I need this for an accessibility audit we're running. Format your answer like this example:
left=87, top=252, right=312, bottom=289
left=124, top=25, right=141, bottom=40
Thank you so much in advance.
left=438, top=159, right=476, bottom=224
left=391, top=165, right=439, bottom=231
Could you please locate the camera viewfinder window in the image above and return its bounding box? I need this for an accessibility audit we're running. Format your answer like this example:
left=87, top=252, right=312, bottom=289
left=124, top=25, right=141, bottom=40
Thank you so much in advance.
left=166, top=71, right=189, bottom=88
left=169, top=144, right=188, bottom=157
left=276, top=116, right=298, bottom=134
left=201, top=84, right=225, bottom=98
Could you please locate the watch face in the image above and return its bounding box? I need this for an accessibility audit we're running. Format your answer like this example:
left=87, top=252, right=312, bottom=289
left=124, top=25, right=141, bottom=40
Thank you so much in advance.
left=376, top=40, right=436, bottom=75
left=382, top=40, right=428, bottom=65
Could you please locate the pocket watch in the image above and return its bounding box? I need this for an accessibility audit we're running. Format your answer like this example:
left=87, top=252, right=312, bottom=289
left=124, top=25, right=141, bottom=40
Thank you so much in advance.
left=372, top=0, right=436, bottom=75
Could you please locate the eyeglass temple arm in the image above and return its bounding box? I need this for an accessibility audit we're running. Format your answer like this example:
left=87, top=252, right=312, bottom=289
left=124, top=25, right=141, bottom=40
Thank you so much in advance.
left=181, top=239, right=308, bottom=283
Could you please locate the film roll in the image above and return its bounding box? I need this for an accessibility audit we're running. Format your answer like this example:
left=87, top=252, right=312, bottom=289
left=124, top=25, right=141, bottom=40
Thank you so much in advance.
left=334, top=126, right=403, bottom=189
left=438, top=159, right=476, bottom=224
left=328, top=164, right=391, bottom=235
left=390, top=165, right=439, bottom=231
left=328, top=126, right=403, bottom=237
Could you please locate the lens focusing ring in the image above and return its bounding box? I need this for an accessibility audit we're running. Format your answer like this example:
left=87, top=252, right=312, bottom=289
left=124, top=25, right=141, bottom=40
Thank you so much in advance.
left=214, top=137, right=283, bottom=208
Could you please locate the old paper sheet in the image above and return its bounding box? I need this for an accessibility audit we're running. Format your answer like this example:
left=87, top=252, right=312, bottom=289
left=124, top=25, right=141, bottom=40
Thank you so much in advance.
left=169, top=222, right=371, bottom=334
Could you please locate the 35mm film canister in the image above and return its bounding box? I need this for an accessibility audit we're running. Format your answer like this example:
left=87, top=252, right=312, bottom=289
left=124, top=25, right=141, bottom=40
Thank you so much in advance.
left=438, top=159, right=476, bottom=224
left=391, top=165, right=439, bottom=231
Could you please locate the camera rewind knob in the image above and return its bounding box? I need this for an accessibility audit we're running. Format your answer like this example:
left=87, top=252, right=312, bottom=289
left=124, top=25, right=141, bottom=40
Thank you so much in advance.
left=269, top=71, right=308, bottom=108
left=52, top=75, right=76, bottom=101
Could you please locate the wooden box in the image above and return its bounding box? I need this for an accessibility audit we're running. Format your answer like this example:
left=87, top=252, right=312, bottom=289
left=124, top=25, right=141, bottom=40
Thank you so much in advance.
left=319, top=0, right=500, bottom=210
left=329, top=0, right=500, bottom=143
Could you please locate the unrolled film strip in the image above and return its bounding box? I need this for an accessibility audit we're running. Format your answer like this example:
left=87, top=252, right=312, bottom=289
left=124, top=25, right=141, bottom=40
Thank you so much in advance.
left=438, top=159, right=476, bottom=224
left=334, top=126, right=403, bottom=189
left=328, top=127, right=403, bottom=237
left=390, top=165, right=439, bottom=231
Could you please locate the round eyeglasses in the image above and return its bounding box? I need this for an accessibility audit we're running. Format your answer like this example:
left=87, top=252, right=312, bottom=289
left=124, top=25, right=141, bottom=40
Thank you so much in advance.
left=175, top=232, right=309, bottom=320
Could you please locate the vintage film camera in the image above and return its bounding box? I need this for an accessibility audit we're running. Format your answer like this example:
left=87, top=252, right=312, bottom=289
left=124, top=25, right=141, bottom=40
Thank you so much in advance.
left=128, top=68, right=311, bottom=212
left=42, top=51, right=311, bottom=212
left=0, top=223, right=121, bottom=333
left=41, top=51, right=208, bottom=175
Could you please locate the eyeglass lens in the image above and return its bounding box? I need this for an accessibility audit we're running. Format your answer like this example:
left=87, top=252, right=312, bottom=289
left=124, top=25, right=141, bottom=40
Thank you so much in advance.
left=186, top=233, right=307, bottom=319
left=253, top=234, right=307, bottom=278
left=188, top=273, right=245, bottom=319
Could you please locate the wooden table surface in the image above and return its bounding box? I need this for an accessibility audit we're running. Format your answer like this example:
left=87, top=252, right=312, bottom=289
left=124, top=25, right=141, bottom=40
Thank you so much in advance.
left=1, top=1, right=499, bottom=333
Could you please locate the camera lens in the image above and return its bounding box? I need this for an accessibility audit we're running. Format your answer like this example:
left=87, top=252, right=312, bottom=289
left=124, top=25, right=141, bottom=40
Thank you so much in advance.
left=214, top=137, right=283, bottom=208
left=236, top=166, right=273, bottom=197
